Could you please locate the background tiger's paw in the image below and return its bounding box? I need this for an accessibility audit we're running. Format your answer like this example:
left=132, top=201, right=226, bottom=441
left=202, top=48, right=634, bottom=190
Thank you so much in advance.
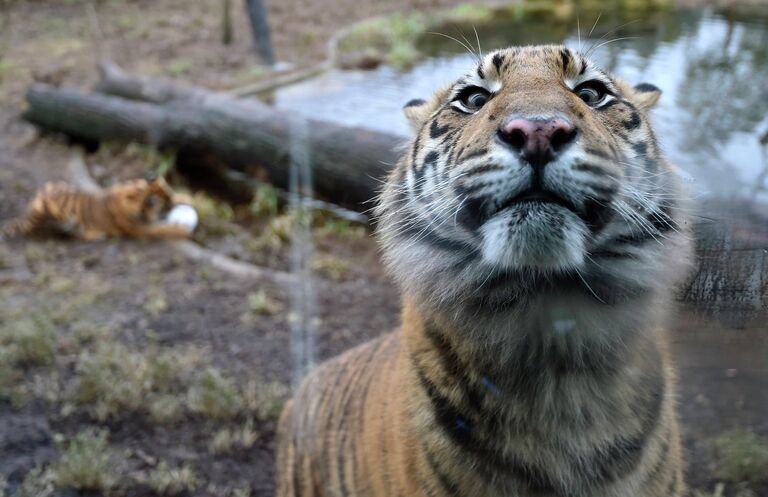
left=165, top=204, right=198, bottom=233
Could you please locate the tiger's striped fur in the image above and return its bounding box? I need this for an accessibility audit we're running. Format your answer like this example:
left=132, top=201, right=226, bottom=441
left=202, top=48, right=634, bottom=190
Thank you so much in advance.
left=2, top=176, right=192, bottom=240
left=276, top=45, right=694, bottom=497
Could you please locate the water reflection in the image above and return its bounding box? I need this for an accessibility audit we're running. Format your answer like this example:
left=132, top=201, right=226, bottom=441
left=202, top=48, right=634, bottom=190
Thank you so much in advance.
left=276, top=8, right=768, bottom=202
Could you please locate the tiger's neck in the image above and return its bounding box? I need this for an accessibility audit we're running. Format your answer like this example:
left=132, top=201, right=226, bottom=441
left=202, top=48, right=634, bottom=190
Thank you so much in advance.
left=401, top=292, right=669, bottom=492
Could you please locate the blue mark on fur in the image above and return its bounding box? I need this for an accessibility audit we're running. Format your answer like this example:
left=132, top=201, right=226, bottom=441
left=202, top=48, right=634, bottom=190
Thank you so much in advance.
left=455, top=416, right=470, bottom=432
left=481, top=376, right=501, bottom=396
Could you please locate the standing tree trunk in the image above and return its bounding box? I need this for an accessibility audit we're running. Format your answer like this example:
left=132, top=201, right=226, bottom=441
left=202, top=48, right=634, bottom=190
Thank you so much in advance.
left=245, top=0, right=275, bottom=66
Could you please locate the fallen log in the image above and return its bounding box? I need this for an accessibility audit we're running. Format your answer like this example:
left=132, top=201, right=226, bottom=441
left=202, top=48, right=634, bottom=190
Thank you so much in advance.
left=24, top=82, right=402, bottom=210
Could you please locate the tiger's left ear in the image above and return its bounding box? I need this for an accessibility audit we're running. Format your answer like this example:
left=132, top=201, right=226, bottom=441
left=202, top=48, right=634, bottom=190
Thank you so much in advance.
left=402, top=85, right=451, bottom=134
left=631, top=83, right=662, bottom=111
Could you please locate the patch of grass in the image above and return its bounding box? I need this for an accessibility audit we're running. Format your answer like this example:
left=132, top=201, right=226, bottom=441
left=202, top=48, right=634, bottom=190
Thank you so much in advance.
left=48, top=283, right=111, bottom=326
left=16, top=466, right=55, bottom=497
left=250, top=183, right=280, bottom=218
left=444, top=3, right=495, bottom=23
left=694, top=482, right=757, bottom=497
left=69, top=322, right=111, bottom=347
left=116, top=14, right=139, bottom=30
left=148, top=152, right=176, bottom=178
left=0, top=314, right=57, bottom=368
left=236, top=65, right=269, bottom=82
left=0, top=59, right=20, bottom=82
left=251, top=208, right=366, bottom=251
left=388, top=41, right=421, bottom=70
left=148, top=394, right=184, bottom=424
left=67, top=341, right=203, bottom=421
left=0, top=354, right=24, bottom=404
left=53, top=428, right=115, bottom=493
left=244, top=290, right=282, bottom=317
left=0, top=245, right=9, bottom=269
left=312, top=255, right=350, bottom=280
left=243, top=378, right=288, bottom=423
left=312, top=213, right=366, bottom=240
left=49, top=276, right=74, bottom=293
left=143, top=287, right=169, bottom=316
left=339, top=12, right=429, bottom=69
left=24, top=245, right=49, bottom=266
left=94, top=142, right=176, bottom=178
left=187, top=367, right=242, bottom=420
left=147, top=461, right=198, bottom=496
left=208, top=420, right=259, bottom=454
left=190, top=191, right=237, bottom=238
left=249, top=213, right=294, bottom=250
left=713, top=429, right=768, bottom=483
left=167, top=59, right=193, bottom=77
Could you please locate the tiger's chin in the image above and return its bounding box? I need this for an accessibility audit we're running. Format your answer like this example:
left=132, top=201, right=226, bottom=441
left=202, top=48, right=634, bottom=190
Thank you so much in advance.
left=479, top=203, right=588, bottom=272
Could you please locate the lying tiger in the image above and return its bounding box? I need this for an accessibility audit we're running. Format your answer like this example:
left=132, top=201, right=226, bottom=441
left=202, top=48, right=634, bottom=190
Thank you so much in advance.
left=277, top=45, right=694, bottom=497
left=1, top=176, right=195, bottom=240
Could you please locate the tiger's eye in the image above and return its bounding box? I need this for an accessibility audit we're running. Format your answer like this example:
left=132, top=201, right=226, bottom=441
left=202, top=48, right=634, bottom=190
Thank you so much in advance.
left=453, top=86, right=492, bottom=114
left=574, top=81, right=612, bottom=107
left=577, top=88, right=601, bottom=105
left=467, top=93, right=488, bottom=109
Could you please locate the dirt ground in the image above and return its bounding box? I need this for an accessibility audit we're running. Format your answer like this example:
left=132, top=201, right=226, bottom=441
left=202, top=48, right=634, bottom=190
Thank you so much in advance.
left=0, top=1, right=766, bottom=497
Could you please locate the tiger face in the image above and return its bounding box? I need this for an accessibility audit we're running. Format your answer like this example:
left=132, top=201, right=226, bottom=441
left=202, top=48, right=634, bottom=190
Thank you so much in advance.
left=108, top=175, right=175, bottom=225
left=377, top=45, right=692, bottom=307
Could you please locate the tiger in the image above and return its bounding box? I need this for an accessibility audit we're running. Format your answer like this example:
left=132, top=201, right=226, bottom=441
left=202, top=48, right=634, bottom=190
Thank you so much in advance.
left=1, top=175, right=194, bottom=240
left=276, top=45, right=694, bottom=497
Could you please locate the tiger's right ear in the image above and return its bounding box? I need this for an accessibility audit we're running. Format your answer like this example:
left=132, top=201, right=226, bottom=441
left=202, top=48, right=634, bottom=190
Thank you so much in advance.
left=402, top=86, right=451, bottom=133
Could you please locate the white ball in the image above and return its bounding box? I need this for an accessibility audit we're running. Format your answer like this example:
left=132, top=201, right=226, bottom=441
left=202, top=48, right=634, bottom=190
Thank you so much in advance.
left=166, top=204, right=198, bottom=232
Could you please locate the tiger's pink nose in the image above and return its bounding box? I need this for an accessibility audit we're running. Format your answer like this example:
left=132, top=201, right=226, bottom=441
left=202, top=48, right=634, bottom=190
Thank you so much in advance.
left=497, top=117, right=577, bottom=168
